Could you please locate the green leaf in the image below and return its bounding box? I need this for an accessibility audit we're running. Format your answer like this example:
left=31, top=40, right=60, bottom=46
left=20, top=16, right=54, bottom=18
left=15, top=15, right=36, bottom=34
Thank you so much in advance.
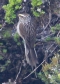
left=9, top=0, right=15, bottom=4
left=31, top=0, right=37, bottom=7
left=33, top=11, right=40, bottom=17
left=54, top=37, right=60, bottom=44
left=0, top=43, right=3, bottom=45
left=16, top=0, right=22, bottom=3
left=3, top=5, right=7, bottom=10
left=3, top=0, right=22, bottom=24
left=45, top=36, right=52, bottom=41
left=0, top=24, right=2, bottom=28
left=17, top=42, right=21, bottom=46
left=3, top=31, right=11, bottom=38
left=51, top=24, right=60, bottom=32
left=40, top=10, right=45, bottom=14
left=5, top=60, right=11, bottom=66
left=58, top=74, right=60, bottom=79
left=13, top=33, right=19, bottom=42
left=15, top=5, right=20, bottom=10
left=37, top=0, right=42, bottom=6
left=0, top=66, right=6, bottom=72
left=0, top=56, right=3, bottom=60
left=3, top=49, right=7, bottom=53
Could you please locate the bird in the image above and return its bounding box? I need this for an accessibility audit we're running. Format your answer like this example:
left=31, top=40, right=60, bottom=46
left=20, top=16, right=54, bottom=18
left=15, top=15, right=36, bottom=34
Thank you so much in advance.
left=16, top=13, right=38, bottom=69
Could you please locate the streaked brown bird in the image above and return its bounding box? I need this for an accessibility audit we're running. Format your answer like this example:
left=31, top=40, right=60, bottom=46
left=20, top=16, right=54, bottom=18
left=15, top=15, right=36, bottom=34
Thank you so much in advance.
left=17, top=13, right=38, bottom=69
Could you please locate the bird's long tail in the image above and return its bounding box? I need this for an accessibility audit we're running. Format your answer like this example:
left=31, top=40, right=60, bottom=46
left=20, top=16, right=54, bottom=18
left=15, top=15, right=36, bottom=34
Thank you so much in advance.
left=26, top=47, right=38, bottom=69
left=24, top=40, right=38, bottom=69
left=30, top=48, right=38, bottom=69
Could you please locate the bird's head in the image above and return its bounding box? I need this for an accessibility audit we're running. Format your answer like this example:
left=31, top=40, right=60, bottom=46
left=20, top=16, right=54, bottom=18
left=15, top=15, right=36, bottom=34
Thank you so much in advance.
left=18, top=13, right=31, bottom=21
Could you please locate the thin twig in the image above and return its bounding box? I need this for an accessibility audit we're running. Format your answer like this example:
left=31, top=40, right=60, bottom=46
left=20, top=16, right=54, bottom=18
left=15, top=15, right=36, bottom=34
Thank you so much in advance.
left=46, top=43, right=55, bottom=52
left=36, top=32, right=54, bottom=42
left=0, top=22, right=6, bottom=31
left=48, top=45, right=58, bottom=58
left=23, top=60, right=45, bottom=80
left=14, top=64, right=22, bottom=82
left=41, top=33, right=54, bottom=40
left=57, top=31, right=60, bottom=37
left=36, top=1, right=51, bottom=36
left=40, top=12, right=51, bottom=34
left=48, top=29, right=59, bottom=57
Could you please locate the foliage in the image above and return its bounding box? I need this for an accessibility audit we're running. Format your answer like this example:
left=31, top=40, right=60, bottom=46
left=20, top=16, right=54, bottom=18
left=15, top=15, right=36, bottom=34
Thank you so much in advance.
left=0, top=43, right=3, bottom=46
left=3, top=0, right=22, bottom=24
left=0, top=33, right=21, bottom=73
left=51, top=24, right=60, bottom=32
left=45, top=36, right=53, bottom=42
left=13, top=33, right=21, bottom=46
left=31, top=0, right=45, bottom=17
left=17, top=42, right=21, bottom=46
left=0, top=55, right=11, bottom=72
left=3, top=31, right=11, bottom=38
left=54, top=37, right=60, bottom=45
left=45, top=24, right=60, bottom=45
left=51, top=24, right=60, bottom=45
left=14, top=33, right=19, bottom=42
left=0, top=24, right=2, bottom=28
left=38, top=53, right=60, bottom=84
left=0, top=60, right=11, bottom=72
left=2, top=0, right=45, bottom=23
left=3, top=49, right=7, bottom=53
left=0, top=46, right=10, bottom=72
left=0, top=55, right=3, bottom=60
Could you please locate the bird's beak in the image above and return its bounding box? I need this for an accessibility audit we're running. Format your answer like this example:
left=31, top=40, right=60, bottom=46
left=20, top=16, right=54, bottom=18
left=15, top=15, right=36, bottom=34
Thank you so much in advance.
left=18, top=14, right=25, bottom=17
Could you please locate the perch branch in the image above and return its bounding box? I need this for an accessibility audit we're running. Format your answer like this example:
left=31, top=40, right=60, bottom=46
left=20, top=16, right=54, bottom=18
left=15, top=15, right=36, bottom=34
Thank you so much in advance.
left=48, top=45, right=58, bottom=58
left=23, top=60, right=45, bottom=80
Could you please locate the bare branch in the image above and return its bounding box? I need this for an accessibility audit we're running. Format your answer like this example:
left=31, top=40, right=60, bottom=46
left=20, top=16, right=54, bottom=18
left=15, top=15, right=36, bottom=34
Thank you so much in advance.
left=48, top=45, right=58, bottom=58
left=14, top=64, right=22, bottom=82
left=23, top=60, right=45, bottom=80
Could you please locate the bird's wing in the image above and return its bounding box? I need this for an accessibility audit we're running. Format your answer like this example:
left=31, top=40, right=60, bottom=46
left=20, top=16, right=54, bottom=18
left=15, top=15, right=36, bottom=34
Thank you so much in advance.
left=25, top=21, right=36, bottom=48
left=19, top=23, right=26, bottom=39
left=19, top=20, right=36, bottom=48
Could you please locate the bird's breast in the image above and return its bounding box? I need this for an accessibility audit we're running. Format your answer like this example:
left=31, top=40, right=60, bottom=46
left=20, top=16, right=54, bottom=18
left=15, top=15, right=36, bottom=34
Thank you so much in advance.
left=17, top=22, right=21, bottom=36
left=17, top=22, right=26, bottom=40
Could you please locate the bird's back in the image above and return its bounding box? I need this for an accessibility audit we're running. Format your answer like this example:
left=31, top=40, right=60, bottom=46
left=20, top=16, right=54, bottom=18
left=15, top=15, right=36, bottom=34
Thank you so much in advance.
left=19, top=17, right=37, bottom=48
